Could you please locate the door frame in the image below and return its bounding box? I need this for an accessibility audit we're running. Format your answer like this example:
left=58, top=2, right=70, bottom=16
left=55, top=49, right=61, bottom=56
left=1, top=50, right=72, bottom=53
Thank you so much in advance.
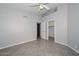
left=47, top=19, right=56, bottom=40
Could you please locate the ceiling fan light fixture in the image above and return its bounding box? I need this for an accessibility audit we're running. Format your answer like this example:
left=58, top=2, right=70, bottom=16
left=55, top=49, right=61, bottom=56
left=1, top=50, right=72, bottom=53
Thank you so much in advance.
left=39, top=4, right=44, bottom=9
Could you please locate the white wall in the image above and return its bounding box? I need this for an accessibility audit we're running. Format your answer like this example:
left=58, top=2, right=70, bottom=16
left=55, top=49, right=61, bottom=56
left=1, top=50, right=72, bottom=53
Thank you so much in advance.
left=68, top=3, right=79, bottom=53
left=55, top=4, right=68, bottom=46
left=41, top=21, right=47, bottom=39
left=42, top=4, right=68, bottom=46
left=0, top=6, right=41, bottom=49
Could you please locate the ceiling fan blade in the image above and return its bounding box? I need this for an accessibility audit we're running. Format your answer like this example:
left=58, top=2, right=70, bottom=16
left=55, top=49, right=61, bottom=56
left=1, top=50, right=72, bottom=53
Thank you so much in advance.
left=30, top=5, right=40, bottom=7
left=43, top=5, right=50, bottom=10
left=38, top=3, right=48, bottom=5
left=43, top=3, right=48, bottom=5
left=29, top=3, right=48, bottom=7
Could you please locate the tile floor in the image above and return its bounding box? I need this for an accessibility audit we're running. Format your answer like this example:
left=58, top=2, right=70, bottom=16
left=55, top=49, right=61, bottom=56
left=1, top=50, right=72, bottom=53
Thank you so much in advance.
left=0, top=38, right=79, bottom=56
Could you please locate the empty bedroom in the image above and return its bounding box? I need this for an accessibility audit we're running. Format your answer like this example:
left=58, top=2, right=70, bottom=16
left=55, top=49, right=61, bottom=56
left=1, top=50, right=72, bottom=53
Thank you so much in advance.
left=0, top=3, right=79, bottom=56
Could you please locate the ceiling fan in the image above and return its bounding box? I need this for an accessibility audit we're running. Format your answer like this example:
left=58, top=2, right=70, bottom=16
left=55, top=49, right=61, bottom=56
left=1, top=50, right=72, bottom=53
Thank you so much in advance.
left=29, top=3, right=50, bottom=10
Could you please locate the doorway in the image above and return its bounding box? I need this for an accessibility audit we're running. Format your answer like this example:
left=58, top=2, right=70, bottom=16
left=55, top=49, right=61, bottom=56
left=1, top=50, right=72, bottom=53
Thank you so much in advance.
left=37, top=23, right=41, bottom=39
left=48, top=20, right=55, bottom=41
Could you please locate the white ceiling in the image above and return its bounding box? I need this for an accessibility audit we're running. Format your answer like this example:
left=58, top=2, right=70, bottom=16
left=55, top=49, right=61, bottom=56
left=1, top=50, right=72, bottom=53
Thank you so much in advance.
left=0, top=3, right=58, bottom=16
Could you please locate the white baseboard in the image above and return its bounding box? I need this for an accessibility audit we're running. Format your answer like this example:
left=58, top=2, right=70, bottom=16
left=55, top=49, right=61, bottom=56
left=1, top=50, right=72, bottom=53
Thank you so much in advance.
left=68, top=45, right=79, bottom=54
left=55, top=40, right=68, bottom=46
left=0, top=39, right=36, bottom=50
left=55, top=40, right=79, bottom=54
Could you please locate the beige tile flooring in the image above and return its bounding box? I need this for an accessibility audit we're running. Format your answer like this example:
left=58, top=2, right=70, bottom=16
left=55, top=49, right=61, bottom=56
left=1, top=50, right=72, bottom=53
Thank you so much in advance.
left=0, top=38, right=79, bottom=56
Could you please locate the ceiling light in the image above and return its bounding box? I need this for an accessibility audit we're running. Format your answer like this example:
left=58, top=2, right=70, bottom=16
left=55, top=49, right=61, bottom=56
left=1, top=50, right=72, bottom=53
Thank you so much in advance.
left=39, top=4, right=44, bottom=9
